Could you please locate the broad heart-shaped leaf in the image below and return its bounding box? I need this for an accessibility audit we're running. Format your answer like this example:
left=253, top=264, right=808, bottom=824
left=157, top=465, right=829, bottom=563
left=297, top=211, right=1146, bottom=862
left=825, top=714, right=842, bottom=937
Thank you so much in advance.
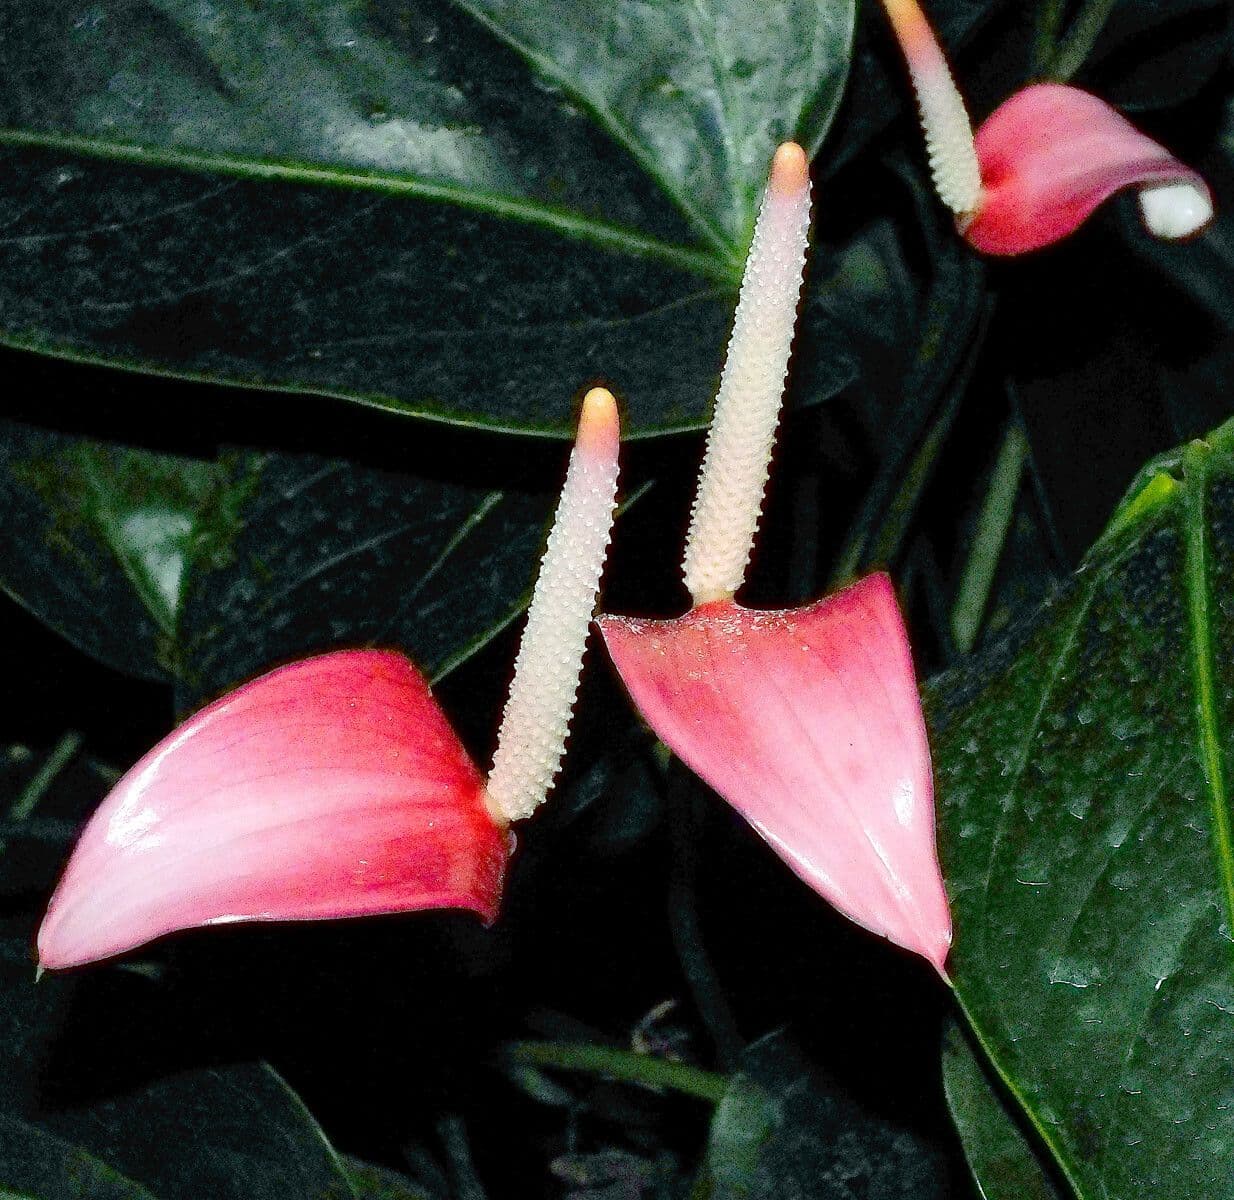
left=931, top=419, right=1234, bottom=1199
left=941, top=1020, right=1063, bottom=1200
left=0, top=421, right=225, bottom=683
left=0, top=0, right=855, bottom=433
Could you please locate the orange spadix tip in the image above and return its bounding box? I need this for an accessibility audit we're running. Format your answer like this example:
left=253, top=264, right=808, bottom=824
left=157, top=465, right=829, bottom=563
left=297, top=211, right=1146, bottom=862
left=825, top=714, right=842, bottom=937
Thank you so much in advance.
left=577, top=386, right=620, bottom=458
left=770, top=143, right=809, bottom=196
left=880, top=0, right=940, bottom=66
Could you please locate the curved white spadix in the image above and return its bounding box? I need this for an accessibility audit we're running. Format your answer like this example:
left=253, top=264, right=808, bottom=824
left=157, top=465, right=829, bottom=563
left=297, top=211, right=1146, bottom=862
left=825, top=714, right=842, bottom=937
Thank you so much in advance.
left=486, top=388, right=621, bottom=821
left=682, top=143, right=812, bottom=606
left=880, top=0, right=982, bottom=217
left=1139, top=181, right=1214, bottom=240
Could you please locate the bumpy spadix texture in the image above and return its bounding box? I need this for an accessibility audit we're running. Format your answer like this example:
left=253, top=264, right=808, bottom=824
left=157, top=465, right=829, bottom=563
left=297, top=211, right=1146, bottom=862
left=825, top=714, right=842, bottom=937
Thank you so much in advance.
left=487, top=388, right=620, bottom=820
left=39, top=394, right=621, bottom=968
left=880, top=0, right=982, bottom=216
left=879, top=0, right=1212, bottom=253
left=682, top=144, right=812, bottom=605
left=599, top=576, right=952, bottom=972
left=38, top=650, right=505, bottom=969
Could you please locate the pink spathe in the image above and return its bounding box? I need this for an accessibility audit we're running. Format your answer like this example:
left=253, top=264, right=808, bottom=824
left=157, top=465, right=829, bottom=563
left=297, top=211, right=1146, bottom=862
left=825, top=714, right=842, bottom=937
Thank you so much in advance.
left=38, top=650, right=506, bottom=970
left=966, top=83, right=1214, bottom=255
left=599, top=574, right=951, bottom=973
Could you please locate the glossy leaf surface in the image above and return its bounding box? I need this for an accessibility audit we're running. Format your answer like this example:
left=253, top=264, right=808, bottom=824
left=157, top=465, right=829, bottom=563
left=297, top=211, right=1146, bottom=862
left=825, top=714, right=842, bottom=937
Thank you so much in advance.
left=0, top=0, right=855, bottom=433
left=176, top=447, right=557, bottom=708
left=0, top=422, right=223, bottom=682
left=455, top=0, right=853, bottom=252
left=0, top=420, right=572, bottom=695
left=600, top=574, right=951, bottom=970
left=933, top=421, right=1234, bottom=1197
left=39, top=650, right=504, bottom=968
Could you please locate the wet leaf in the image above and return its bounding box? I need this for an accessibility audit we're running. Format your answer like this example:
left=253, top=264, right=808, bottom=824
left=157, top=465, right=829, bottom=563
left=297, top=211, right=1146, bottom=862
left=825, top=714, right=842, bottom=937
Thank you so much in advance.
left=932, top=418, right=1234, bottom=1198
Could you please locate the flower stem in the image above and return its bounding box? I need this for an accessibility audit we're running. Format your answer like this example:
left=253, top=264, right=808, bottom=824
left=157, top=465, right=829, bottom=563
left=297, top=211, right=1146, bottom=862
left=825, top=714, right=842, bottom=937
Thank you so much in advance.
left=950, top=418, right=1029, bottom=654
left=1048, top=0, right=1121, bottom=82
left=503, top=1041, right=729, bottom=1104
left=1032, top=0, right=1068, bottom=75
left=667, top=766, right=745, bottom=1069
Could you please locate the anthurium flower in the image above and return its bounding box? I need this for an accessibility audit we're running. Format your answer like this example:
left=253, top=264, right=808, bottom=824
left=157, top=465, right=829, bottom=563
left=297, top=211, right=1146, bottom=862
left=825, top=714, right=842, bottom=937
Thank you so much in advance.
left=879, top=0, right=1213, bottom=254
left=597, top=145, right=951, bottom=972
left=38, top=389, right=621, bottom=970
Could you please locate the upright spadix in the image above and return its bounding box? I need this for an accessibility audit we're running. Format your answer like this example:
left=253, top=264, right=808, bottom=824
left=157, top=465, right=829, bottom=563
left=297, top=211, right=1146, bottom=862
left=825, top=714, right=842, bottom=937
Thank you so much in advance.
left=879, top=0, right=982, bottom=217
left=38, top=390, right=621, bottom=969
left=878, top=0, right=1212, bottom=253
left=488, top=387, right=621, bottom=821
left=599, top=145, right=953, bottom=972
left=682, top=143, right=812, bottom=604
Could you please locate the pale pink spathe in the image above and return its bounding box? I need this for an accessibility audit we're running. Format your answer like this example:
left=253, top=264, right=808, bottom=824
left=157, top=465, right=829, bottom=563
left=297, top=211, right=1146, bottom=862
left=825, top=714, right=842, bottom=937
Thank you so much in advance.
left=966, top=83, right=1213, bottom=255
left=598, top=574, right=951, bottom=972
left=38, top=650, right=506, bottom=969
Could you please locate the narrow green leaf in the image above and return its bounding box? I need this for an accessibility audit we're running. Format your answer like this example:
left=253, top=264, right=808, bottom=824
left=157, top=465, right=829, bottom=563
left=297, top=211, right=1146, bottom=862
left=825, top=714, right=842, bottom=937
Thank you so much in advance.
left=941, top=1020, right=1063, bottom=1200
left=951, top=419, right=1029, bottom=654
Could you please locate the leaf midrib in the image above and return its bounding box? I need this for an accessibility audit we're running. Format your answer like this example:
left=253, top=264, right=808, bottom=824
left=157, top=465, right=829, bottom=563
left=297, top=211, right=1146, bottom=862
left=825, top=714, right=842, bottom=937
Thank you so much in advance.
left=0, top=127, right=734, bottom=285
left=448, top=0, right=742, bottom=266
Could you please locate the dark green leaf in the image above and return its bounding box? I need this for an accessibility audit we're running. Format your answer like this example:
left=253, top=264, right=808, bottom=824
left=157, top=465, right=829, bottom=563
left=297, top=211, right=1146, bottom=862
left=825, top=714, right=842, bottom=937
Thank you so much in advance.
left=0, top=0, right=694, bottom=253
left=0, top=0, right=858, bottom=433
left=0, top=143, right=732, bottom=436
left=454, top=0, right=855, bottom=253
left=175, top=446, right=556, bottom=709
left=698, top=1032, right=950, bottom=1199
left=941, top=1020, right=1063, bottom=1200
left=0, top=1112, right=158, bottom=1200
left=0, top=420, right=591, bottom=694
left=345, top=1159, right=434, bottom=1200
left=0, top=422, right=221, bottom=682
left=37, top=1065, right=356, bottom=1200
left=932, top=418, right=1234, bottom=1198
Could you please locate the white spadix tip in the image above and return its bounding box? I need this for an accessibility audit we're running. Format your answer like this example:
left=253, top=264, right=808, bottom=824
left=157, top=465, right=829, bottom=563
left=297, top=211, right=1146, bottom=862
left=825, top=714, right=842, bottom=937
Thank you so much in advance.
left=880, top=0, right=982, bottom=218
left=485, top=389, right=621, bottom=822
left=681, top=143, right=812, bottom=606
left=1139, top=181, right=1214, bottom=240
